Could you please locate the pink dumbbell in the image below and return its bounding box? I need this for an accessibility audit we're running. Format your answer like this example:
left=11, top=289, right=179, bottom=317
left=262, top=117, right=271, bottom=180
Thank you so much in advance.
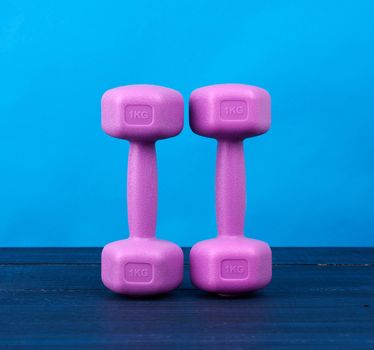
left=101, top=85, right=184, bottom=296
left=189, top=84, right=272, bottom=295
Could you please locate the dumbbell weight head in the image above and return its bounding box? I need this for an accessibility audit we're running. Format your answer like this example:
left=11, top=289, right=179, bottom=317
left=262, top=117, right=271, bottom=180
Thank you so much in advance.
left=102, top=84, right=184, bottom=141
left=102, top=238, right=184, bottom=296
left=190, top=83, right=270, bottom=140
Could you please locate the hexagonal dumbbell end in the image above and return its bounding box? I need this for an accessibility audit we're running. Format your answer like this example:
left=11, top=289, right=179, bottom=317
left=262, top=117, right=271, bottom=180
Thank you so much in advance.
left=189, top=84, right=272, bottom=295
left=190, top=83, right=270, bottom=140
left=101, top=85, right=184, bottom=296
left=102, top=84, right=184, bottom=141
left=102, top=238, right=184, bottom=296
left=190, top=237, right=272, bottom=295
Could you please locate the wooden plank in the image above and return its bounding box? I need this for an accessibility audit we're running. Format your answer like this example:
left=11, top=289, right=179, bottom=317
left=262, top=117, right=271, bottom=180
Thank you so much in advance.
left=0, top=276, right=373, bottom=349
left=0, top=247, right=373, bottom=265
left=271, top=247, right=374, bottom=265
left=0, top=248, right=373, bottom=349
left=0, top=248, right=102, bottom=264
left=0, top=263, right=372, bottom=293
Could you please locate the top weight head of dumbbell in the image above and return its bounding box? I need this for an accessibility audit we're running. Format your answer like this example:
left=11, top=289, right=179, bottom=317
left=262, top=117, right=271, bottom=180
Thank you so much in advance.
left=189, top=83, right=270, bottom=140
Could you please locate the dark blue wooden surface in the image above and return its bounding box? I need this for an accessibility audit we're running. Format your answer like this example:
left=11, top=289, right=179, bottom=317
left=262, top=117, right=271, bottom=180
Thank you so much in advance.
left=0, top=248, right=373, bottom=349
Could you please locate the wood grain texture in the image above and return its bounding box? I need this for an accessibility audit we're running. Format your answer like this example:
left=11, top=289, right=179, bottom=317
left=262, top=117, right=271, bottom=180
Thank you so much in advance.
left=1, top=247, right=373, bottom=264
left=0, top=248, right=373, bottom=349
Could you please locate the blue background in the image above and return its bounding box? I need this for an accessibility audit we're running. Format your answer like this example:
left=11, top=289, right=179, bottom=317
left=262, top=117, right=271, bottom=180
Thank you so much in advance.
left=1, top=0, right=373, bottom=247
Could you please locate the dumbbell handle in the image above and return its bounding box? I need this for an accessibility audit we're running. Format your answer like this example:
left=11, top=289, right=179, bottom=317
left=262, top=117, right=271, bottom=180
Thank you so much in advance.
left=127, top=142, right=157, bottom=238
left=216, top=140, right=246, bottom=237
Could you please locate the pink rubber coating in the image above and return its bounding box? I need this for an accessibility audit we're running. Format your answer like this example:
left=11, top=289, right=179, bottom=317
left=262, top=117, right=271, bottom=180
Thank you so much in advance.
left=101, top=84, right=184, bottom=296
left=101, top=238, right=183, bottom=296
left=189, top=84, right=272, bottom=295
left=190, top=237, right=272, bottom=294
left=102, top=84, right=183, bottom=141
left=216, top=140, right=245, bottom=236
left=127, top=142, right=157, bottom=238
left=189, top=84, right=270, bottom=140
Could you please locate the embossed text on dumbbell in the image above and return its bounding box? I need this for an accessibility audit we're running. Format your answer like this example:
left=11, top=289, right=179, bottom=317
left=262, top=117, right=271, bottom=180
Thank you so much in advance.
left=125, top=105, right=153, bottom=125
left=220, top=100, right=247, bottom=120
